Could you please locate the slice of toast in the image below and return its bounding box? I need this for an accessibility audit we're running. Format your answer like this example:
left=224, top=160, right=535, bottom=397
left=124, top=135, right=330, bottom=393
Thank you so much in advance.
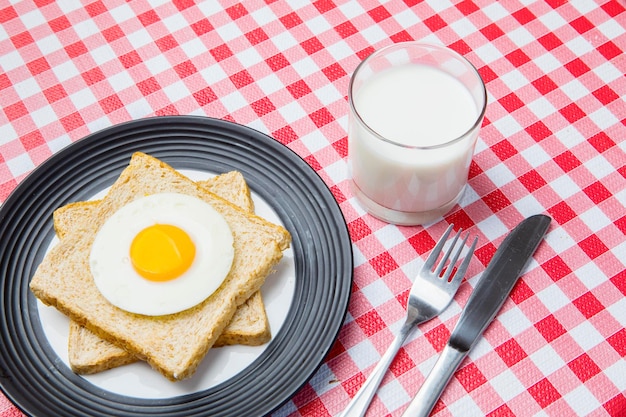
left=58, top=172, right=270, bottom=375
left=30, top=152, right=290, bottom=381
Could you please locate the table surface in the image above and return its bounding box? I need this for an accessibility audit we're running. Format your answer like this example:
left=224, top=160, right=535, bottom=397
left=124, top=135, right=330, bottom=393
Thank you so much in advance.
left=1, top=1, right=625, bottom=416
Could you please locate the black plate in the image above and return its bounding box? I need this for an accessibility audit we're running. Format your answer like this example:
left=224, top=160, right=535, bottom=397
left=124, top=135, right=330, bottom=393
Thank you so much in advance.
left=0, top=116, right=353, bottom=416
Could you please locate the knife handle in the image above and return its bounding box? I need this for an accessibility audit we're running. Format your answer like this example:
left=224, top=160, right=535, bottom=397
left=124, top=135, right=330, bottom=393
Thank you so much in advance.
left=401, top=344, right=467, bottom=417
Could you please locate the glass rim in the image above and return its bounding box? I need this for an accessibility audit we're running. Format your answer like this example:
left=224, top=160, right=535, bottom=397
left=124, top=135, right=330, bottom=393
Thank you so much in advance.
left=348, top=42, right=488, bottom=150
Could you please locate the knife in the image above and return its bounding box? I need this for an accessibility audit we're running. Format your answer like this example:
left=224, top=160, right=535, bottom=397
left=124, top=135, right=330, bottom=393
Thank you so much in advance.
left=401, top=214, right=551, bottom=417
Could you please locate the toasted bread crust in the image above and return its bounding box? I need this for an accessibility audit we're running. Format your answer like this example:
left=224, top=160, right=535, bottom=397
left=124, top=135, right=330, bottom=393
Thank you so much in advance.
left=62, top=172, right=271, bottom=374
left=31, top=152, right=290, bottom=381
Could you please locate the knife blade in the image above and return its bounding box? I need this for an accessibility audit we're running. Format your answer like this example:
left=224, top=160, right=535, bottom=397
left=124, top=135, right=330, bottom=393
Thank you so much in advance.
left=401, top=214, right=551, bottom=417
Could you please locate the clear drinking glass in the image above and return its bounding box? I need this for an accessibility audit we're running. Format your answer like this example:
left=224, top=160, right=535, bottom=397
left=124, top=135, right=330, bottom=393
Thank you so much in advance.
left=348, top=42, right=487, bottom=225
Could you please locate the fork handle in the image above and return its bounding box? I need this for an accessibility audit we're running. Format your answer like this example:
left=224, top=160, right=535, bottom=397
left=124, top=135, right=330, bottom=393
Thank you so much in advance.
left=338, top=321, right=414, bottom=417
left=400, top=344, right=467, bottom=417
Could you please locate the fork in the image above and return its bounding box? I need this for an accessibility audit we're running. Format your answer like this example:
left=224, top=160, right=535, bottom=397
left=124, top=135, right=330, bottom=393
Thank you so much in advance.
left=338, top=224, right=477, bottom=417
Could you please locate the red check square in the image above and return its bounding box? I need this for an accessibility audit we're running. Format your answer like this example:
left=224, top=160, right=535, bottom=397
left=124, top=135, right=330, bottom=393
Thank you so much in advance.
left=528, top=378, right=561, bottom=408
left=568, top=353, right=602, bottom=382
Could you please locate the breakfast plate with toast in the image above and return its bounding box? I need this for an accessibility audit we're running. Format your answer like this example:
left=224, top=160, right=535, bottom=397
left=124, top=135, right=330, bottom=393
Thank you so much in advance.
left=0, top=116, right=353, bottom=416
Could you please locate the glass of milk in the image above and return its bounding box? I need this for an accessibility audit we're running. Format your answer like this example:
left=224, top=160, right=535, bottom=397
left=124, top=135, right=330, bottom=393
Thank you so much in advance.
left=348, top=42, right=487, bottom=225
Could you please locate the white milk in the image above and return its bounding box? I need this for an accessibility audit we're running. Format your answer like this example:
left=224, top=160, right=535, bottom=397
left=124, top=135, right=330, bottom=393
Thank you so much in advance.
left=349, top=63, right=481, bottom=224
left=355, top=65, right=477, bottom=147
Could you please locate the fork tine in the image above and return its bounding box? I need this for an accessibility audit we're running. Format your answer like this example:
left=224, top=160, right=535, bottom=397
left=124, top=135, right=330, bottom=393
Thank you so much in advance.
left=434, top=228, right=462, bottom=278
left=440, top=231, right=469, bottom=282
left=423, top=224, right=454, bottom=272
left=448, top=235, right=478, bottom=285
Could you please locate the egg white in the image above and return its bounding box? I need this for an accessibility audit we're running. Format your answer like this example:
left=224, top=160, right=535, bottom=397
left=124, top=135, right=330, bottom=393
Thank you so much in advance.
left=89, top=192, right=235, bottom=316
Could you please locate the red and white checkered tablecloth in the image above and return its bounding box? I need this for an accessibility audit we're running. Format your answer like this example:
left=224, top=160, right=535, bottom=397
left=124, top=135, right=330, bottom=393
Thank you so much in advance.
left=1, top=1, right=625, bottom=416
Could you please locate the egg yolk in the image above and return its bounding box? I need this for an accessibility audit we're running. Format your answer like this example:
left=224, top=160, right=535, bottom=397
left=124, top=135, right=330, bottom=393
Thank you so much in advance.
left=130, top=224, right=196, bottom=282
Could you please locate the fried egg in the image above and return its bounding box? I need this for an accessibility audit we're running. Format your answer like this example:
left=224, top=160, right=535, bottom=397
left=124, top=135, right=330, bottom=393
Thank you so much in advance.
left=89, top=193, right=234, bottom=316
